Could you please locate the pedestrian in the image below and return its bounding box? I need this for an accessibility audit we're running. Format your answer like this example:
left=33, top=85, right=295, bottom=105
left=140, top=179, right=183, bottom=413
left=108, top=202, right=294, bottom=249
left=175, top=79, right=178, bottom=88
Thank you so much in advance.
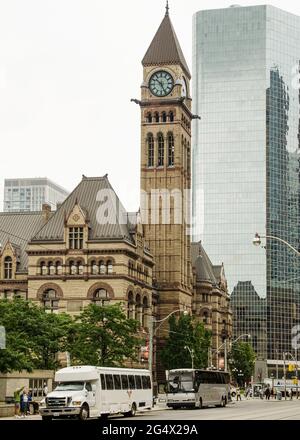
left=43, top=382, right=48, bottom=397
left=20, top=389, right=29, bottom=417
left=265, top=386, right=271, bottom=400
left=236, top=387, right=242, bottom=401
left=13, top=386, right=24, bottom=418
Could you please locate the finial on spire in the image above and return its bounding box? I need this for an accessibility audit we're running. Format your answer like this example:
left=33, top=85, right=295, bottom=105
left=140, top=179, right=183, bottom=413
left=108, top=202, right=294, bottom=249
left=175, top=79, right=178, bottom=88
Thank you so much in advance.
left=165, top=0, right=169, bottom=16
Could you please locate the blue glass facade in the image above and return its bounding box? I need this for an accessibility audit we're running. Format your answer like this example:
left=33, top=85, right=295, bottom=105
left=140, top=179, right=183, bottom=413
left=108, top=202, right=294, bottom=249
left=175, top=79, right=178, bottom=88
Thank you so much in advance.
left=192, top=5, right=300, bottom=361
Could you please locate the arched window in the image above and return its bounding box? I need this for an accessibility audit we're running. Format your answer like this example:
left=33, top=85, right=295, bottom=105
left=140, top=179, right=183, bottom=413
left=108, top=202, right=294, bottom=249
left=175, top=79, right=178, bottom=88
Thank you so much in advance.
left=154, top=112, right=159, bottom=123
left=92, top=289, right=110, bottom=306
left=42, top=289, right=59, bottom=312
left=147, top=134, right=154, bottom=167
left=158, top=133, right=164, bottom=167
left=107, top=260, right=113, bottom=274
left=142, top=297, right=149, bottom=327
left=77, top=261, right=84, bottom=275
left=203, top=311, right=209, bottom=324
left=56, top=261, right=63, bottom=276
left=4, top=257, right=12, bottom=279
left=70, top=261, right=77, bottom=275
left=40, top=261, right=47, bottom=276
left=162, top=112, right=167, bottom=122
left=168, top=133, right=175, bottom=166
left=187, top=142, right=191, bottom=175
left=136, top=294, right=142, bottom=324
left=128, top=292, right=134, bottom=319
left=99, top=261, right=106, bottom=275
left=91, top=260, right=98, bottom=275
left=169, top=111, right=174, bottom=122
left=146, top=112, right=152, bottom=123
left=48, top=262, right=55, bottom=276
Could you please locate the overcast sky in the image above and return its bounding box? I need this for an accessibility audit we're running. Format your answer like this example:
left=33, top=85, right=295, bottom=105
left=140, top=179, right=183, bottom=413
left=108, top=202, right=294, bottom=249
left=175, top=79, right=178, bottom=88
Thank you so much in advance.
left=0, top=0, right=299, bottom=212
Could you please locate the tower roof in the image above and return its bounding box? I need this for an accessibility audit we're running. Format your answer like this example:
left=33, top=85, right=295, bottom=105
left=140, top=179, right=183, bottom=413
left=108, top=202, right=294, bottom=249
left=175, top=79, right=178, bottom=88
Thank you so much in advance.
left=142, top=12, right=191, bottom=79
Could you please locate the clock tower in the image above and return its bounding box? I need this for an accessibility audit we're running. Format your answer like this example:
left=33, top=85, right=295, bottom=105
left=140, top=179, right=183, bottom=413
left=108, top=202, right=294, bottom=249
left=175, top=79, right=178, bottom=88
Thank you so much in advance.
left=138, top=5, right=193, bottom=359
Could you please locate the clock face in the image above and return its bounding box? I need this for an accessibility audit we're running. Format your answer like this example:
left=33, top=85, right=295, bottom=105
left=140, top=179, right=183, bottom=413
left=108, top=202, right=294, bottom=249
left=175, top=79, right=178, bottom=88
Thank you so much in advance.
left=149, top=71, right=174, bottom=97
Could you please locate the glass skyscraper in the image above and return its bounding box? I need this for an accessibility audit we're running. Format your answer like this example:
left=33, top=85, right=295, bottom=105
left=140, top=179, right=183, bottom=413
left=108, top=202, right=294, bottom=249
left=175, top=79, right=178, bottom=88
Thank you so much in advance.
left=192, top=5, right=300, bottom=365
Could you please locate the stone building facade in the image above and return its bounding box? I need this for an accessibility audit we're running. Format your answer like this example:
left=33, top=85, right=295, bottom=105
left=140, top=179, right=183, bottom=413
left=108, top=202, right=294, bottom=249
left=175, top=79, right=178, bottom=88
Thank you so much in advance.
left=0, top=8, right=232, bottom=387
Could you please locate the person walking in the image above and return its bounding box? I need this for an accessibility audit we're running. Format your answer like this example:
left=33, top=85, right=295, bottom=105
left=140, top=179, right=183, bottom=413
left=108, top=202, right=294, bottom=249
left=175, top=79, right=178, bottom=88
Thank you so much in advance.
left=20, top=389, right=29, bottom=417
left=265, top=386, right=271, bottom=400
left=14, top=386, right=24, bottom=418
left=236, top=387, right=242, bottom=401
left=43, top=382, right=48, bottom=397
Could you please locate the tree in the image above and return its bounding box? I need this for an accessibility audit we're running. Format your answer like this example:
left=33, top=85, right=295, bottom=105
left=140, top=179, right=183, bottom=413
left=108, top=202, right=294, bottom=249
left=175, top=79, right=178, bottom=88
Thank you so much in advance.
left=67, top=303, right=142, bottom=367
left=229, top=342, right=256, bottom=385
left=0, top=298, right=73, bottom=373
left=160, top=314, right=211, bottom=370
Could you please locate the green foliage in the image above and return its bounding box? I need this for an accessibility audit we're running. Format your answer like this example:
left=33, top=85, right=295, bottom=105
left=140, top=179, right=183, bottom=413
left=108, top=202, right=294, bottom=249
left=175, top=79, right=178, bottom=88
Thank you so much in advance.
left=229, top=342, right=256, bottom=385
left=160, top=314, right=211, bottom=370
left=0, top=298, right=72, bottom=373
left=67, top=303, right=142, bottom=367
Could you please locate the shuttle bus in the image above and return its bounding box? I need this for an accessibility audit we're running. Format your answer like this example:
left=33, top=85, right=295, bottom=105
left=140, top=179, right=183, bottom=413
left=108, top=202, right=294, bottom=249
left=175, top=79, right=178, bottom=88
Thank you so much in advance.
left=166, top=368, right=230, bottom=409
left=39, top=366, right=152, bottom=420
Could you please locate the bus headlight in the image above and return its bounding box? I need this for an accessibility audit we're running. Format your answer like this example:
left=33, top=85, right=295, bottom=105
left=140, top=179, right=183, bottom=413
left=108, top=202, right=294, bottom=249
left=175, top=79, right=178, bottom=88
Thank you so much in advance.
left=72, top=401, right=82, bottom=406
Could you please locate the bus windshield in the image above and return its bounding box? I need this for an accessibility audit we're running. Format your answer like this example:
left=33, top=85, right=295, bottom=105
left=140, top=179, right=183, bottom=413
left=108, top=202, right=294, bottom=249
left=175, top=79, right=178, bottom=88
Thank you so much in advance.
left=167, top=372, right=195, bottom=393
left=55, top=382, right=84, bottom=391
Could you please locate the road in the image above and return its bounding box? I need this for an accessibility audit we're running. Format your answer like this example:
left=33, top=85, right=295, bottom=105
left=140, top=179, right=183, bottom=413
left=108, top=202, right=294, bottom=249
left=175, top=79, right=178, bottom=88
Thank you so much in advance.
left=128, top=399, right=300, bottom=420
left=2, top=399, right=300, bottom=421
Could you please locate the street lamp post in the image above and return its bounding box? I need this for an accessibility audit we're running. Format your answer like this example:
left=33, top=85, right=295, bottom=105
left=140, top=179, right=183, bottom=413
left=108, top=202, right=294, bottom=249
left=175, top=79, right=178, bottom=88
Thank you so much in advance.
left=184, top=346, right=194, bottom=369
left=148, top=309, right=189, bottom=384
left=283, top=352, right=287, bottom=401
left=212, top=334, right=251, bottom=372
left=253, top=233, right=300, bottom=257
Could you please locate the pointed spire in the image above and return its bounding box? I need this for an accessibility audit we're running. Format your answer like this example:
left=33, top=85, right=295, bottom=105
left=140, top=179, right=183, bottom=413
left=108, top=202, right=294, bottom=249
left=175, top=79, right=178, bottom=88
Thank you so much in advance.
left=165, top=0, right=169, bottom=16
left=142, top=9, right=191, bottom=78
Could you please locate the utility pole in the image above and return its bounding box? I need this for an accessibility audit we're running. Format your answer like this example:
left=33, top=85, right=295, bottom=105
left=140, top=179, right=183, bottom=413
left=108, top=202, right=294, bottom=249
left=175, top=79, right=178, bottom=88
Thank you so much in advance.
left=283, top=352, right=287, bottom=400
left=224, top=339, right=228, bottom=372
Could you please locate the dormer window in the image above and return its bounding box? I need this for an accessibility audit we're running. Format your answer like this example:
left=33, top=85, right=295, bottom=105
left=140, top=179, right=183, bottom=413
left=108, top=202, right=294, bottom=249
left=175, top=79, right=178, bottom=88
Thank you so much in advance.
left=69, top=227, right=83, bottom=250
left=4, top=257, right=12, bottom=279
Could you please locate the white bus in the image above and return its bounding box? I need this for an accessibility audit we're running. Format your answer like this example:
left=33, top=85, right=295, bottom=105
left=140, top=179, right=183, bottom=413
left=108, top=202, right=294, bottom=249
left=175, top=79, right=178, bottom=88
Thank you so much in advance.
left=166, top=369, right=230, bottom=409
left=39, top=366, right=152, bottom=420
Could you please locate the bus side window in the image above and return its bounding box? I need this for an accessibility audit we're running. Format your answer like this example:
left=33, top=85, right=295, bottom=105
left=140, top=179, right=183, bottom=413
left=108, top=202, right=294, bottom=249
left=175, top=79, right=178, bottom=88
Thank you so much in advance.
left=142, top=376, right=148, bottom=389
left=121, top=375, right=129, bottom=389
left=128, top=375, right=136, bottom=390
left=145, top=376, right=151, bottom=389
left=135, top=375, right=142, bottom=389
left=85, top=382, right=92, bottom=392
left=106, top=374, right=114, bottom=390
left=113, top=375, right=121, bottom=390
left=100, top=374, right=106, bottom=390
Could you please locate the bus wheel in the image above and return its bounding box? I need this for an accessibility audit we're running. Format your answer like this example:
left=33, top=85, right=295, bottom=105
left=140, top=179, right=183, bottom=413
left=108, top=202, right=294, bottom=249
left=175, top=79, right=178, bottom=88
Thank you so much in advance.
left=124, top=403, right=137, bottom=417
left=79, top=404, right=89, bottom=421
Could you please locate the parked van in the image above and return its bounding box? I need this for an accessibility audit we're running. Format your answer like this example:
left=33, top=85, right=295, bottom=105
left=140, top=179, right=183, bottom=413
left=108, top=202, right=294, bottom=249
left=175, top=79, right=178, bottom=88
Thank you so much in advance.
left=39, top=366, right=152, bottom=420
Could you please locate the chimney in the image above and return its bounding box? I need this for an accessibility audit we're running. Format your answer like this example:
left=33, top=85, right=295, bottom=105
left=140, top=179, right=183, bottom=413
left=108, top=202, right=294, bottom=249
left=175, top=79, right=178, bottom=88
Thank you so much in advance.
left=42, top=203, right=51, bottom=222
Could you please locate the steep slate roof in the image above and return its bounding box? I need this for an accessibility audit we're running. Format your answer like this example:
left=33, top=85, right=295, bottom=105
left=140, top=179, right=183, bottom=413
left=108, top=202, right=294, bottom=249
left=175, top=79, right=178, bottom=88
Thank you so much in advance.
left=0, top=212, right=47, bottom=271
left=31, top=176, right=135, bottom=244
left=142, top=12, right=191, bottom=79
left=191, top=242, right=218, bottom=284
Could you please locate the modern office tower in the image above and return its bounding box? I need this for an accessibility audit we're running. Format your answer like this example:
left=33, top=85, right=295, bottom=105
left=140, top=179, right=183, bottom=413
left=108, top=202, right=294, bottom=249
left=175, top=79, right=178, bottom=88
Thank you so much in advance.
left=4, top=178, right=69, bottom=212
left=192, top=5, right=300, bottom=369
